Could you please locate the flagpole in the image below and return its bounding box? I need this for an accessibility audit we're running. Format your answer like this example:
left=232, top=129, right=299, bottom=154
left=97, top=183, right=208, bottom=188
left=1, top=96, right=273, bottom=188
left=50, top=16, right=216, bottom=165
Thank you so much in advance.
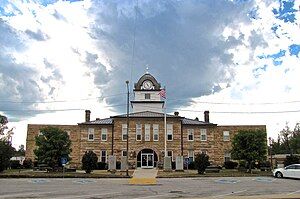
left=164, top=86, right=167, bottom=157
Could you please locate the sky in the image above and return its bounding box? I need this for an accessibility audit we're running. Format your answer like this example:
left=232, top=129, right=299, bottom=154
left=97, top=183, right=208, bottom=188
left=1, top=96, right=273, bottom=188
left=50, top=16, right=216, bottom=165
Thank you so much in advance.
left=0, top=0, right=299, bottom=149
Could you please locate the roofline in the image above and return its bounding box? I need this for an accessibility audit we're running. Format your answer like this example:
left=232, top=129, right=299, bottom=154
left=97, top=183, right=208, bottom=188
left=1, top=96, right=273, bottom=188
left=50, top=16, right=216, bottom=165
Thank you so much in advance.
left=130, top=101, right=164, bottom=103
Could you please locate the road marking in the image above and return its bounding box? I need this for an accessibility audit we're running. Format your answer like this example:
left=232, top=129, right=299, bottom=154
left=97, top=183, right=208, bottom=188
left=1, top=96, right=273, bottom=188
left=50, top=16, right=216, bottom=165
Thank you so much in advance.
left=29, top=179, right=50, bottom=184
left=73, top=179, right=96, bottom=184
left=215, top=178, right=240, bottom=184
left=133, top=193, right=172, bottom=199
left=0, top=191, right=56, bottom=198
left=213, top=189, right=247, bottom=198
left=287, top=190, right=300, bottom=195
left=253, top=177, right=276, bottom=183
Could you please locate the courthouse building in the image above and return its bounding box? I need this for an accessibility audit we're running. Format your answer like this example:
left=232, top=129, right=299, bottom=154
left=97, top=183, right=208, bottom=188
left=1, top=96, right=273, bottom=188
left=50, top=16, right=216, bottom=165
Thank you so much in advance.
left=25, top=73, right=266, bottom=168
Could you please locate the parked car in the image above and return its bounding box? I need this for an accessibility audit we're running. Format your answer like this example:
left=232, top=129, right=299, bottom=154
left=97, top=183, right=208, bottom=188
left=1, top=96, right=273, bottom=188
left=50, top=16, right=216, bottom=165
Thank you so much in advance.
left=273, top=164, right=300, bottom=179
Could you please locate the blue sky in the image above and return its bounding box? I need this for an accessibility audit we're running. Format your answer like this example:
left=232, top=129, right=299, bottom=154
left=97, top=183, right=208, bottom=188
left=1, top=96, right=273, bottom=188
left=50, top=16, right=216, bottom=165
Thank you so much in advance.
left=0, top=0, right=299, bottom=148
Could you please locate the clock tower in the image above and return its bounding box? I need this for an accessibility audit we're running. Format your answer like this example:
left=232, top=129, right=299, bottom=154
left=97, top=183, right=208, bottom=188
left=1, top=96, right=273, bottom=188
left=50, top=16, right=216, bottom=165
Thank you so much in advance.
left=131, top=73, right=165, bottom=113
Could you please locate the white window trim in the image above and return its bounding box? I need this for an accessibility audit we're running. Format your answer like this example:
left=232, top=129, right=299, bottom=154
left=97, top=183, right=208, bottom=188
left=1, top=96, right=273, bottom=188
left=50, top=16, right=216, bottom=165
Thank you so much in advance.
left=136, top=124, right=142, bottom=141
left=188, top=150, right=194, bottom=162
left=223, top=131, right=230, bottom=141
left=100, top=150, right=107, bottom=162
left=145, top=124, right=151, bottom=141
left=122, top=124, right=127, bottom=141
left=187, top=129, right=194, bottom=141
left=122, top=150, right=127, bottom=157
left=88, top=128, right=94, bottom=141
left=153, top=124, right=159, bottom=141
left=200, top=129, right=207, bottom=141
left=224, top=152, right=231, bottom=162
left=167, top=124, right=173, bottom=141
left=101, top=128, right=107, bottom=141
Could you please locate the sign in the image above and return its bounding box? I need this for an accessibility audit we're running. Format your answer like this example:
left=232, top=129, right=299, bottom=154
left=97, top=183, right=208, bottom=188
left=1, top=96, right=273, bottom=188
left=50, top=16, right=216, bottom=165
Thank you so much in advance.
left=61, top=157, right=68, bottom=165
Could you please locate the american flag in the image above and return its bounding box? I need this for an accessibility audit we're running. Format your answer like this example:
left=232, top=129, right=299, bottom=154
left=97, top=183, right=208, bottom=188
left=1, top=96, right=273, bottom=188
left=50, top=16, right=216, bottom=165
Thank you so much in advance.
left=158, top=88, right=166, bottom=99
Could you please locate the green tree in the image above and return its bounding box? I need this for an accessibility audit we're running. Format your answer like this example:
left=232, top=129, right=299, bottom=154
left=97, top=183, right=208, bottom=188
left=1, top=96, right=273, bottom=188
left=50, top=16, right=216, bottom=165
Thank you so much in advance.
left=231, top=130, right=267, bottom=173
left=0, top=140, right=15, bottom=172
left=34, top=127, right=71, bottom=170
left=82, top=151, right=98, bottom=174
left=194, top=153, right=210, bottom=174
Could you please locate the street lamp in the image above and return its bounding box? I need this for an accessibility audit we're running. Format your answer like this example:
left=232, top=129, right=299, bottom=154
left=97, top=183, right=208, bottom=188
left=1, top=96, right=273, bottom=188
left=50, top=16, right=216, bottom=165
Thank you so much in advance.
left=126, top=80, right=130, bottom=177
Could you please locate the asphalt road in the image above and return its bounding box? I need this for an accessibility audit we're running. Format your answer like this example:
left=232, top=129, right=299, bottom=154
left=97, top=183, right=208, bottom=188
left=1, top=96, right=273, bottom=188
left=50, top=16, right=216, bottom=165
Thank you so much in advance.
left=0, top=177, right=299, bottom=199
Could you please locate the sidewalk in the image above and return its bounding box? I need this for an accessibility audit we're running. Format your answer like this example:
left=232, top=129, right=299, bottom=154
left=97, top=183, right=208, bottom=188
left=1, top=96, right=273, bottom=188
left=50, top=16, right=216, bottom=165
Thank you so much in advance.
left=129, top=168, right=158, bottom=185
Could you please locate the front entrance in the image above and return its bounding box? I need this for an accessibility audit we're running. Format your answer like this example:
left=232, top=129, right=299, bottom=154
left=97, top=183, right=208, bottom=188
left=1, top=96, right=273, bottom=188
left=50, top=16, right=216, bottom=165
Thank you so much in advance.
left=141, top=153, right=154, bottom=168
left=137, top=149, right=158, bottom=168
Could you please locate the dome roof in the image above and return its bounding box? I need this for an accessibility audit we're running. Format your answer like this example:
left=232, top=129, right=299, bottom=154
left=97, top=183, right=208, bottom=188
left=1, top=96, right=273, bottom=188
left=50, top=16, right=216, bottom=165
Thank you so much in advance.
left=134, top=73, right=161, bottom=90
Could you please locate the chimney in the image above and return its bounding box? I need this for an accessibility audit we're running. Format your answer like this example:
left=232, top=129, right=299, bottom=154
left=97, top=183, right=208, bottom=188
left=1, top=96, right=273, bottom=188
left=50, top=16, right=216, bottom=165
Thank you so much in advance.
left=204, top=111, right=209, bottom=123
left=174, top=111, right=179, bottom=116
left=85, top=110, right=91, bottom=122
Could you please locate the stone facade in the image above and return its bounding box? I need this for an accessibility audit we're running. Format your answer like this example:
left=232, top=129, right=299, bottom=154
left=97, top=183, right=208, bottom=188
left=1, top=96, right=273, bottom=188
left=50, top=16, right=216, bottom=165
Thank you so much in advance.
left=25, top=73, right=267, bottom=168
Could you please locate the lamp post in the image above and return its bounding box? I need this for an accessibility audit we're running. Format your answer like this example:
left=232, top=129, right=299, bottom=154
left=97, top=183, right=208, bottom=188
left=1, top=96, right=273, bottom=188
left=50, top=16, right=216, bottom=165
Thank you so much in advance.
left=269, top=137, right=273, bottom=170
left=126, top=80, right=130, bottom=177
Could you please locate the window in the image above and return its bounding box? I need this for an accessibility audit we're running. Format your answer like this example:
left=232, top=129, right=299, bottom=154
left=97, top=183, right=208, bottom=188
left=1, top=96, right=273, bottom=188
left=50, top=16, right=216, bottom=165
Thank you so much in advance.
left=100, top=150, right=106, bottom=162
left=122, top=124, right=127, bottom=141
left=145, top=93, right=151, bottom=99
left=122, top=150, right=127, bottom=157
left=88, top=128, right=94, bottom=141
left=167, top=124, right=173, bottom=141
left=167, top=151, right=173, bottom=161
left=224, top=152, right=231, bottom=162
left=187, top=129, right=194, bottom=141
left=223, top=131, right=230, bottom=141
left=136, top=124, right=142, bottom=141
left=145, top=124, right=150, bottom=141
left=200, top=129, right=207, bottom=141
left=101, top=128, right=107, bottom=141
left=153, top=124, right=159, bottom=141
left=188, top=150, right=194, bottom=162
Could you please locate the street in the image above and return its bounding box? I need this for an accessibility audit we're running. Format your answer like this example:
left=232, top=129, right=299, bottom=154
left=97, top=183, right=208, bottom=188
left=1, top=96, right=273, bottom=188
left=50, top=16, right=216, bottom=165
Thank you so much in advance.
left=0, top=177, right=299, bottom=198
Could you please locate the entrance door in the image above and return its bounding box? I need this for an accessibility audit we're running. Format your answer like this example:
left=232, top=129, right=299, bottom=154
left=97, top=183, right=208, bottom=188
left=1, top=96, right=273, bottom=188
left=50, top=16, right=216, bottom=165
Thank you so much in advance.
left=141, top=153, right=154, bottom=168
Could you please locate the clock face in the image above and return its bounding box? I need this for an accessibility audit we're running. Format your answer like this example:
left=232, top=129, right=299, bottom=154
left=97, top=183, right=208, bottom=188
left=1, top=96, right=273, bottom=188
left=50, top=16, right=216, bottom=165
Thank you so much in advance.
left=142, top=80, right=153, bottom=89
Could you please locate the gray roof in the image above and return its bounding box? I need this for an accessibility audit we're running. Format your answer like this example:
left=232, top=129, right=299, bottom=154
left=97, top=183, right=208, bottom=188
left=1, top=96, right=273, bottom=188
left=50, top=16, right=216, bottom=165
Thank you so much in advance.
left=112, top=111, right=183, bottom=118
left=79, top=118, right=113, bottom=125
left=181, top=118, right=216, bottom=126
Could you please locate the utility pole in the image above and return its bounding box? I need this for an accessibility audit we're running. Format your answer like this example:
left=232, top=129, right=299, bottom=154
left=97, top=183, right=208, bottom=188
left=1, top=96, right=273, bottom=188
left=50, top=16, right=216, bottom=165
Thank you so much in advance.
left=269, top=137, right=273, bottom=169
left=126, top=80, right=130, bottom=177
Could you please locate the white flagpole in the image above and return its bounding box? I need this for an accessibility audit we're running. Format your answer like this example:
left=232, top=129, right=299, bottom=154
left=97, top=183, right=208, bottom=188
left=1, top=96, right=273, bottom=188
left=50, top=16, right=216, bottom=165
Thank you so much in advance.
left=164, top=86, right=167, bottom=157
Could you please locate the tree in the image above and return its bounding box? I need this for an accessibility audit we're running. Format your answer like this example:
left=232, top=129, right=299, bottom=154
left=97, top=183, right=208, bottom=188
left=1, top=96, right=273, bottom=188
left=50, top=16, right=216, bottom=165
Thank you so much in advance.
left=82, top=151, right=98, bottom=174
left=231, top=129, right=267, bottom=173
left=0, top=114, right=15, bottom=172
left=34, top=126, right=72, bottom=170
left=14, top=144, right=25, bottom=156
left=194, top=153, right=210, bottom=174
left=284, top=155, right=300, bottom=167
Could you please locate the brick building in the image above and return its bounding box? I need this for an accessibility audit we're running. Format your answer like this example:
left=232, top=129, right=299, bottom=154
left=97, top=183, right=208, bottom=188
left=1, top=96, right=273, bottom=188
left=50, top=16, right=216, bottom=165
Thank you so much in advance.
left=26, top=73, right=266, bottom=169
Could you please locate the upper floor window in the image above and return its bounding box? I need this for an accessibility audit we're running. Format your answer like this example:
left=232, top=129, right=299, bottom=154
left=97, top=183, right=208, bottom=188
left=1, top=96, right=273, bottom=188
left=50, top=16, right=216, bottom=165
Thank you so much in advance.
left=153, top=124, right=159, bottom=141
left=200, top=129, right=207, bottom=141
left=187, top=129, right=194, bottom=141
left=88, top=128, right=94, bottom=141
left=145, top=93, right=151, bottom=99
left=223, top=131, right=230, bottom=141
left=136, top=124, right=142, bottom=141
left=145, top=124, right=150, bottom=141
left=167, top=124, right=173, bottom=141
left=101, top=128, right=107, bottom=141
left=122, top=124, right=127, bottom=141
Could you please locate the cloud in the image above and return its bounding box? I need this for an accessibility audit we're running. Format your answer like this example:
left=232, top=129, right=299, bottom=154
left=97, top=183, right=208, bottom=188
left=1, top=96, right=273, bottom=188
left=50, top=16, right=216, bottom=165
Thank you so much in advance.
left=25, top=29, right=49, bottom=41
left=87, top=0, right=257, bottom=111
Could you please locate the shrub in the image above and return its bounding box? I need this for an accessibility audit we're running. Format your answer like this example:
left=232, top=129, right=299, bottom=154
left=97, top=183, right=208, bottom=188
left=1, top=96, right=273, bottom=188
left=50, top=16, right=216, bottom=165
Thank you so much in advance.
left=10, top=160, right=21, bottom=169
left=284, top=155, right=300, bottom=167
left=195, top=153, right=210, bottom=174
left=224, top=161, right=238, bottom=169
left=188, top=161, right=195, bottom=169
left=22, top=158, right=33, bottom=169
left=97, top=162, right=107, bottom=170
left=82, top=151, right=98, bottom=174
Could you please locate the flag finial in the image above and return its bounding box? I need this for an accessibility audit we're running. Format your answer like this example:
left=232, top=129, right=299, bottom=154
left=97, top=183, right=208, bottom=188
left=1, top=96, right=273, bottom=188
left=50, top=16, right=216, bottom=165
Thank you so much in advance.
left=146, top=65, right=149, bottom=74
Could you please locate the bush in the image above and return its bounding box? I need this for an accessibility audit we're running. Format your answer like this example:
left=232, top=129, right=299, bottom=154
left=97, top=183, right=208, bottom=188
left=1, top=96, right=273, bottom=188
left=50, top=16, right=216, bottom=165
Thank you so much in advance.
left=10, top=160, right=21, bottom=169
left=82, top=151, right=98, bottom=174
left=224, top=161, right=238, bottom=169
left=195, top=153, right=210, bottom=174
left=284, top=155, right=300, bottom=167
left=22, top=158, right=33, bottom=169
left=97, top=162, right=107, bottom=170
